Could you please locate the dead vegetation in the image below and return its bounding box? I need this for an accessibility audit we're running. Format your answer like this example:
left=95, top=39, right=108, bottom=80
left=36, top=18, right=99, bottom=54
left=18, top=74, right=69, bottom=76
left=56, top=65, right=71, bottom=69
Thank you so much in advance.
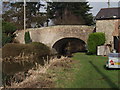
left=4, top=56, right=76, bottom=88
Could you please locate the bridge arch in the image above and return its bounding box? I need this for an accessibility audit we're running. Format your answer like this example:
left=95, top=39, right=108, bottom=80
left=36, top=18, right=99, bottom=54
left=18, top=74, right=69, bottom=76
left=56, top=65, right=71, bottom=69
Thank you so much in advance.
left=14, top=25, right=94, bottom=52
left=52, top=37, right=86, bottom=55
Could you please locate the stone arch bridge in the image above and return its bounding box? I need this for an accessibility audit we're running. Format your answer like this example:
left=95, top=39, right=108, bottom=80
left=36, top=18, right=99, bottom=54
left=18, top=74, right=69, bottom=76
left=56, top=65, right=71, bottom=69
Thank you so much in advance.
left=15, top=25, right=94, bottom=54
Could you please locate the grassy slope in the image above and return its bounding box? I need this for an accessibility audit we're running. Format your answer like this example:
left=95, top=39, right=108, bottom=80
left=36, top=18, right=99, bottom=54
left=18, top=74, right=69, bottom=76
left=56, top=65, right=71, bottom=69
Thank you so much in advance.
left=53, top=53, right=119, bottom=88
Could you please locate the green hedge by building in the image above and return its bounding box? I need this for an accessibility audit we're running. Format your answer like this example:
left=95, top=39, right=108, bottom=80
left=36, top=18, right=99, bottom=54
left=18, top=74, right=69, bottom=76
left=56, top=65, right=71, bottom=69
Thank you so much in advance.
left=87, top=32, right=105, bottom=54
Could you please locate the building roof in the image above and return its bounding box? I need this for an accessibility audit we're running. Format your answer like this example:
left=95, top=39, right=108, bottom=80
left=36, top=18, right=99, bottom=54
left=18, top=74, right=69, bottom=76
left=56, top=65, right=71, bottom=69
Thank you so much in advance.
left=95, top=7, right=120, bottom=20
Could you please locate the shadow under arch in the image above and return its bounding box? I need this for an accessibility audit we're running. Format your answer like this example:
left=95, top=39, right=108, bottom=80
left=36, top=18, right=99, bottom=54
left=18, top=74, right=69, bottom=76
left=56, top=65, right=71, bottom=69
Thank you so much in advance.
left=52, top=37, right=86, bottom=55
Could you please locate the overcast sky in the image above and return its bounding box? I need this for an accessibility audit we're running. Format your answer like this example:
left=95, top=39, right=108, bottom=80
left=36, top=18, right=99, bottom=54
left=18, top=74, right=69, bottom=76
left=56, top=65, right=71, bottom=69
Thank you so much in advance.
left=89, top=2, right=119, bottom=16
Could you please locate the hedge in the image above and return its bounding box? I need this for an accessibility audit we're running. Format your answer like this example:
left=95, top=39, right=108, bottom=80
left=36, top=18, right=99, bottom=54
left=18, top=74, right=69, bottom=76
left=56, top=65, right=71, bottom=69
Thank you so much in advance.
left=2, top=42, right=50, bottom=59
left=87, top=32, right=105, bottom=54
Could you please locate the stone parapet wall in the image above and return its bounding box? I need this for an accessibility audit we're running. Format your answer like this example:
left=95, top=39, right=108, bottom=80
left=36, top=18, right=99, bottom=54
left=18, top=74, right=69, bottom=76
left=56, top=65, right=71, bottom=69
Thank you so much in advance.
left=15, top=25, right=94, bottom=48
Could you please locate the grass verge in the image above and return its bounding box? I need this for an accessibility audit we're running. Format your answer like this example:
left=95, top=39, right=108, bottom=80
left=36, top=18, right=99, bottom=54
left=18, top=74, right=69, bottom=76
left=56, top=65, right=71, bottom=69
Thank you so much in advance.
left=52, top=53, right=119, bottom=88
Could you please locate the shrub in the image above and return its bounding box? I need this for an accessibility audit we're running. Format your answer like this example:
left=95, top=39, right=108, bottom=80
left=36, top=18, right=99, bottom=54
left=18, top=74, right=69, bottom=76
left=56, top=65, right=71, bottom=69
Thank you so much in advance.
left=24, top=31, right=32, bottom=44
left=2, top=42, right=50, bottom=59
left=2, top=34, right=12, bottom=46
left=2, top=33, right=15, bottom=46
left=2, top=21, right=17, bottom=46
left=87, top=32, right=105, bottom=54
left=24, top=42, right=50, bottom=59
left=2, top=22, right=16, bottom=35
left=2, top=43, right=27, bottom=58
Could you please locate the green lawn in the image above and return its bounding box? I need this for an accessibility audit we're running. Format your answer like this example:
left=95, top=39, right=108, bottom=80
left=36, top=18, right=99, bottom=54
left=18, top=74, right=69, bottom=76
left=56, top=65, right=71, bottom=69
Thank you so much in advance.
left=54, top=53, right=120, bottom=88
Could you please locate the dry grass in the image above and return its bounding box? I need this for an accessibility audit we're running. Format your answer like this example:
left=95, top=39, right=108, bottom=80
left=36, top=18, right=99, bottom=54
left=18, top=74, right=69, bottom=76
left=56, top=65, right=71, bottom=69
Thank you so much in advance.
left=6, top=56, right=69, bottom=88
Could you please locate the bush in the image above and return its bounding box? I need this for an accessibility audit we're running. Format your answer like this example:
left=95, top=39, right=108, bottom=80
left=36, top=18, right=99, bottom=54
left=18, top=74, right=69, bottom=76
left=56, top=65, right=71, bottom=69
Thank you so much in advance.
left=24, top=31, right=32, bottom=44
left=24, top=42, right=50, bottom=59
left=87, top=32, right=105, bottom=54
left=2, top=42, right=50, bottom=59
left=2, top=43, right=27, bottom=58
left=2, top=33, right=15, bottom=46
left=2, top=34, right=12, bottom=46
left=2, top=21, right=17, bottom=46
left=2, top=22, right=16, bottom=35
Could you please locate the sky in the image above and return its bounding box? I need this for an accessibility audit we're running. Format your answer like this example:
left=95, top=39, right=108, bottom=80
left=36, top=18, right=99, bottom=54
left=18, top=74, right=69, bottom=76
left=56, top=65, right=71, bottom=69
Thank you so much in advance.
left=89, top=2, right=119, bottom=16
